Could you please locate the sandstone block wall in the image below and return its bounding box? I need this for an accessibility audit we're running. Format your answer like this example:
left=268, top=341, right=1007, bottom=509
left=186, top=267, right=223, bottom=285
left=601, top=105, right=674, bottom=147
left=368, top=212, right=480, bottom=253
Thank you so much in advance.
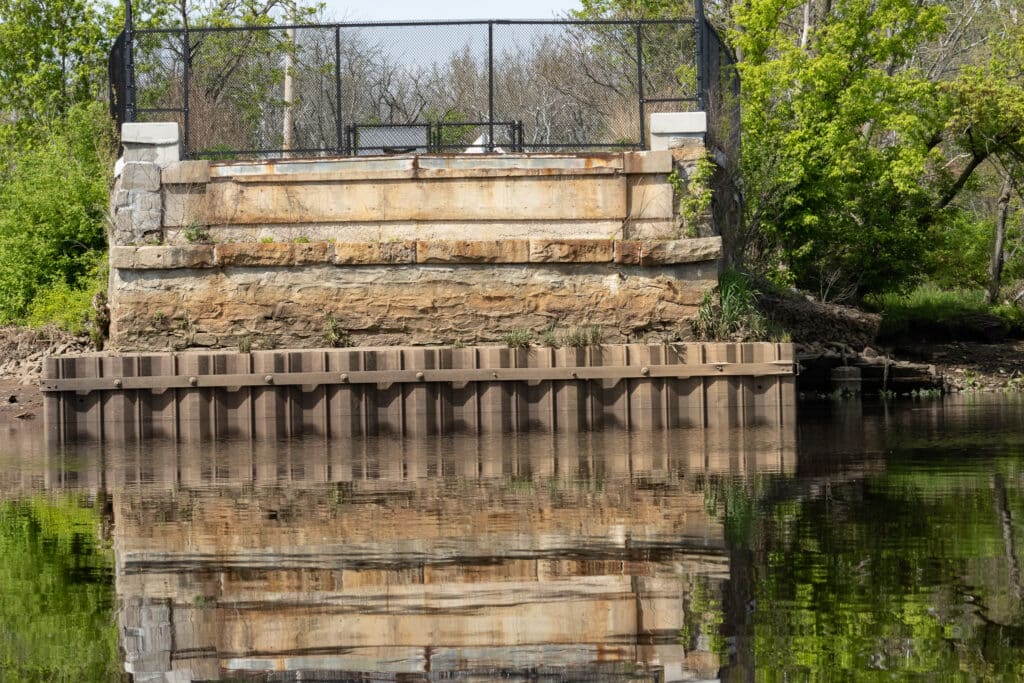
left=108, top=121, right=722, bottom=351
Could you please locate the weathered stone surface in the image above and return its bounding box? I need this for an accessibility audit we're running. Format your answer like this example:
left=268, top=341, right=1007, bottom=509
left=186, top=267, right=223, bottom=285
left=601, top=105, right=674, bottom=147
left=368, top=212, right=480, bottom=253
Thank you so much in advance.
left=162, top=220, right=629, bottom=243
left=331, top=242, right=380, bottom=265
left=623, top=218, right=676, bottom=240
left=162, top=186, right=207, bottom=228
left=123, top=143, right=181, bottom=167
left=214, top=242, right=332, bottom=267
left=615, top=237, right=722, bottom=265
left=107, top=263, right=716, bottom=351
left=623, top=150, right=672, bottom=174
left=110, top=245, right=216, bottom=269
left=162, top=160, right=210, bottom=185
left=111, top=186, right=163, bottom=245
left=669, top=139, right=707, bottom=164
left=627, top=176, right=673, bottom=220
left=379, top=240, right=417, bottom=264
left=417, top=240, right=530, bottom=263
left=141, top=245, right=214, bottom=269
left=332, top=241, right=418, bottom=265
left=291, top=242, right=332, bottom=264
left=528, top=239, right=613, bottom=263
left=206, top=175, right=628, bottom=225
left=650, top=112, right=707, bottom=152
left=121, top=162, right=161, bottom=192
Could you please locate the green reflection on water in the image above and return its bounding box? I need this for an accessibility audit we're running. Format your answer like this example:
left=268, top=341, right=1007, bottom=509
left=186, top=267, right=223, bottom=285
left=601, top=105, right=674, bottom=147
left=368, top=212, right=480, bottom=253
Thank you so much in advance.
left=0, top=494, right=121, bottom=680
left=733, top=449, right=1024, bottom=680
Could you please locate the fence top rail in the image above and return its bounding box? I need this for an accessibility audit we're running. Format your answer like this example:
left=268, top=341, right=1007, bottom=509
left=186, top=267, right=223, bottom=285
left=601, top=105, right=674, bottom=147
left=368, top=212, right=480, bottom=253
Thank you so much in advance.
left=133, top=17, right=696, bottom=35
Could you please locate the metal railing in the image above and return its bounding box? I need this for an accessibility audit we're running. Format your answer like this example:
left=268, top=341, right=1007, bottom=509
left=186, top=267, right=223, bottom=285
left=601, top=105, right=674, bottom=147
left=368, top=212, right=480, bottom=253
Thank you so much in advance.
left=110, top=2, right=714, bottom=159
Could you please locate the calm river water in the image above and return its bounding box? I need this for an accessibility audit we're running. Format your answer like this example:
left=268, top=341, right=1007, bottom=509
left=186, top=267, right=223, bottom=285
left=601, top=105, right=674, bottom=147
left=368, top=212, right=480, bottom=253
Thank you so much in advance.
left=1, top=395, right=1022, bottom=681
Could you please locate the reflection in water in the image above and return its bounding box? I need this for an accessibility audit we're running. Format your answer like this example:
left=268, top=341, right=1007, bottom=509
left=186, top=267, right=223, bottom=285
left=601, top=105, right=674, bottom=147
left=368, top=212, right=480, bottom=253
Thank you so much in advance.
left=32, top=425, right=794, bottom=681
left=3, top=395, right=1023, bottom=679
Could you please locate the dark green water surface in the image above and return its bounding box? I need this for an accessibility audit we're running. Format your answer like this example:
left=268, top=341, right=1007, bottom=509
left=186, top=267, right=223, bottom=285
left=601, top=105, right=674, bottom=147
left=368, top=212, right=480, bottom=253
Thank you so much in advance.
left=0, top=395, right=1021, bottom=681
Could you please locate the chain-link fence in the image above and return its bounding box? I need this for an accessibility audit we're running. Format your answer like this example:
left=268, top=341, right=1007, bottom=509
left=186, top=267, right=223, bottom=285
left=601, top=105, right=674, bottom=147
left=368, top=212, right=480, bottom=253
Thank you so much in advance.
left=112, top=14, right=707, bottom=159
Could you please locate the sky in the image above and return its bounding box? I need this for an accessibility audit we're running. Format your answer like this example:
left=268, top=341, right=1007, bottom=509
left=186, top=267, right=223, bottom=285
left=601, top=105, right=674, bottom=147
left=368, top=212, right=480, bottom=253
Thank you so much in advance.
left=320, top=0, right=582, bottom=21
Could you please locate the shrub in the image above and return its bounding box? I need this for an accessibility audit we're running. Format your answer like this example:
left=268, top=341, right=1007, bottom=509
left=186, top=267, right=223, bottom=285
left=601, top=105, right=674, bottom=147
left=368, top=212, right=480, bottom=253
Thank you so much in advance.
left=0, top=102, right=114, bottom=324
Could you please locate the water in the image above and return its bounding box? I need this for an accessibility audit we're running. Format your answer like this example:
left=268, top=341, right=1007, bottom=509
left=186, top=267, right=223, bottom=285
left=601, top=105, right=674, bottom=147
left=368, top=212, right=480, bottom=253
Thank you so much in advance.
left=0, top=395, right=1022, bottom=681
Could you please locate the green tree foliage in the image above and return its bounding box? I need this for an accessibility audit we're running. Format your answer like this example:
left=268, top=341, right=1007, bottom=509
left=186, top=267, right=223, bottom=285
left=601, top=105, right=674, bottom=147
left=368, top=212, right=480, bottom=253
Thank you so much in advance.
left=0, top=0, right=118, bottom=139
left=579, top=0, right=1024, bottom=300
left=0, top=494, right=121, bottom=679
left=0, top=103, right=114, bottom=325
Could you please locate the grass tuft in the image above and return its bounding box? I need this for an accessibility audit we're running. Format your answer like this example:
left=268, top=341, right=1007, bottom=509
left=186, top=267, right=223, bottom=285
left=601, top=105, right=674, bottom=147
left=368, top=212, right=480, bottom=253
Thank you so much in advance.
left=694, top=270, right=781, bottom=342
left=501, top=328, right=532, bottom=348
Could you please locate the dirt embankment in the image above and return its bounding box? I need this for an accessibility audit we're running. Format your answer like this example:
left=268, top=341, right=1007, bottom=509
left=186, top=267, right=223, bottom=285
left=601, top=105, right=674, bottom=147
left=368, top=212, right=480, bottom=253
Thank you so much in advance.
left=759, top=290, right=1024, bottom=394
left=0, top=326, right=92, bottom=421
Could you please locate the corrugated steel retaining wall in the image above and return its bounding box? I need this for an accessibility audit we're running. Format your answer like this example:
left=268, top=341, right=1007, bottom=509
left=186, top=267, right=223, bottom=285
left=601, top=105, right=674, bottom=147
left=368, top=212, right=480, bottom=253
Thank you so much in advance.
left=42, top=342, right=795, bottom=443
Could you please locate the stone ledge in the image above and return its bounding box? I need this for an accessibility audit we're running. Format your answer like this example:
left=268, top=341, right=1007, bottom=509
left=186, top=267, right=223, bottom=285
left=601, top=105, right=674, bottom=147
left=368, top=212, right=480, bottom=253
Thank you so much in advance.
left=416, top=239, right=530, bottom=264
left=109, top=238, right=722, bottom=269
left=214, top=242, right=334, bottom=267
left=528, top=239, right=614, bottom=263
left=110, top=245, right=215, bottom=269
left=333, top=241, right=417, bottom=265
left=614, top=237, right=722, bottom=265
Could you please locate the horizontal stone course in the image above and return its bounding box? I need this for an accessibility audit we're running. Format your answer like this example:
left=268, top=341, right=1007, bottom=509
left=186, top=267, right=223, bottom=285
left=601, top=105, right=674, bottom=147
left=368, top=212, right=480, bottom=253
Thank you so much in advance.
left=529, top=239, right=614, bottom=263
left=615, top=237, right=722, bottom=265
left=417, top=240, right=530, bottom=264
left=109, top=262, right=717, bottom=350
left=110, top=238, right=721, bottom=269
left=214, top=242, right=333, bottom=267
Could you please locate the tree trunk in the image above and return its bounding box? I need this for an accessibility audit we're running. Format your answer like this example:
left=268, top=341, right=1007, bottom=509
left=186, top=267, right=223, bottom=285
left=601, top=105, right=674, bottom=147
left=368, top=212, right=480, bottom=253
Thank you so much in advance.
left=800, top=2, right=811, bottom=49
left=987, top=176, right=1013, bottom=305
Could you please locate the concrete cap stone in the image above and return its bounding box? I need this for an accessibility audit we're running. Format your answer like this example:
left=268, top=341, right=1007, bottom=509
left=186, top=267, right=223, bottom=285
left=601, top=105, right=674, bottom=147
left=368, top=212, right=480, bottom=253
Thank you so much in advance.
left=649, top=112, right=707, bottom=135
left=122, top=122, right=181, bottom=145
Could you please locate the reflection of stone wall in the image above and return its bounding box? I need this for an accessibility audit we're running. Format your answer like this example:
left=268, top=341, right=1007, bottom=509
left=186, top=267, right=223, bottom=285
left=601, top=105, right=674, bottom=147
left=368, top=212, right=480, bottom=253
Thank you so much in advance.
left=106, top=429, right=795, bottom=681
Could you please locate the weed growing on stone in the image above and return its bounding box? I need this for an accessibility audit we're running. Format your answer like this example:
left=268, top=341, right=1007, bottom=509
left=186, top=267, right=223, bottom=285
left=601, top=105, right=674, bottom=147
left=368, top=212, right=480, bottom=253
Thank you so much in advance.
left=293, top=236, right=310, bottom=243
left=259, top=236, right=274, bottom=244
left=238, top=335, right=253, bottom=353
left=561, top=325, right=603, bottom=348
left=323, top=315, right=353, bottom=348
left=502, top=328, right=532, bottom=348
left=540, top=325, right=560, bottom=348
left=183, top=224, right=210, bottom=243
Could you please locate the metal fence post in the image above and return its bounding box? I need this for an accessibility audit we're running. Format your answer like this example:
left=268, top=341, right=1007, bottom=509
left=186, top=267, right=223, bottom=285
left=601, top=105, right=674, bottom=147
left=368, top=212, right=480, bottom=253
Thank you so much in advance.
left=487, top=22, right=495, bottom=153
left=182, top=26, right=191, bottom=157
left=695, top=0, right=706, bottom=112
left=125, top=0, right=136, bottom=122
left=335, top=25, right=343, bottom=154
left=636, top=23, right=645, bottom=149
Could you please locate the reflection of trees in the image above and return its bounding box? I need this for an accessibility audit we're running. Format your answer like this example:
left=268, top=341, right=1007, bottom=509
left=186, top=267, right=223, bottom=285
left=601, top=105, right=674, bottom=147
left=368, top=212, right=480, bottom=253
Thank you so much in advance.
left=131, top=20, right=697, bottom=156
left=0, top=496, right=119, bottom=679
left=721, top=459, right=1024, bottom=679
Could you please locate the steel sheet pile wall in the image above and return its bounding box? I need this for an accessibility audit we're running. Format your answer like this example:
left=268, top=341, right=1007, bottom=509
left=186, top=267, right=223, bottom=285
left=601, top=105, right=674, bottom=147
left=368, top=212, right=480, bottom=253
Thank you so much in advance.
left=42, top=342, right=794, bottom=443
